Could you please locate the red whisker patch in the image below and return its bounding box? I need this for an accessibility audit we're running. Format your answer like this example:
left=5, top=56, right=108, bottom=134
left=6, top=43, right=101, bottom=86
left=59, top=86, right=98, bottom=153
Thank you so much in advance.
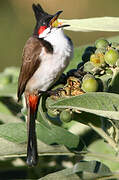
left=38, top=26, right=47, bottom=35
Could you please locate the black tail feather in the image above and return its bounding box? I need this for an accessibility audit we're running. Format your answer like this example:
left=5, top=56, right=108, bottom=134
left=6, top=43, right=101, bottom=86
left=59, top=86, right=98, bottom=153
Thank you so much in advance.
left=26, top=107, right=38, bottom=166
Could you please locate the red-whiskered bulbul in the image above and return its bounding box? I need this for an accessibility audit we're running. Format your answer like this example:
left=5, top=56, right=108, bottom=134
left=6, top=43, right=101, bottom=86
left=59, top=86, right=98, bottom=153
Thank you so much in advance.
left=17, top=3, right=73, bottom=166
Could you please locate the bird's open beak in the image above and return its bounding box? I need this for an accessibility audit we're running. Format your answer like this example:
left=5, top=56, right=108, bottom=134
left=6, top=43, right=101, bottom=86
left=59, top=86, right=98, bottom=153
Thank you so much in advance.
left=49, top=11, right=70, bottom=28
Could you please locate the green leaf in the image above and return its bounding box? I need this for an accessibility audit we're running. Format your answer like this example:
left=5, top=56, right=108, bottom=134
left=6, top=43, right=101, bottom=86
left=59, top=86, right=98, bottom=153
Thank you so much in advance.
left=0, top=138, right=73, bottom=158
left=84, top=62, right=94, bottom=74
left=0, top=121, right=79, bottom=150
left=61, top=17, right=119, bottom=32
left=37, top=95, right=79, bottom=148
left=73, top=112, right=118, bottom=152
left=36, top=122, right=79, bottom=148
left=49, top=92, right=119, bottom=120
left=40, top=160, right=111, bottom=180
left=0, top=138, right=26, bottom=157
left=65, top=46, right=85, bottom=73
left=0, top=102, right=12, bottom=115
left=72, top=111, right=101, bottom=126
left=73, top=161, right=111, bottom=175
left=37, top=95, right=52, bottom=129
left=109, top=68, right=119, bottom=93
left=0, top=83, right=17, bottom=97
left=85, top=139, right=119, bottom=171
left=0, top=122, right=74, bottom=157
left=0, top=123, right=27, bottom=143
left=0, top=113, right=21, bottom=123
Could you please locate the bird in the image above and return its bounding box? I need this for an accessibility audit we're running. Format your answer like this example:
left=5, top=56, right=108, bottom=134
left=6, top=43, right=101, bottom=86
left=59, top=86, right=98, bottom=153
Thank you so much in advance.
left=17, top=3, right=73, bottom=167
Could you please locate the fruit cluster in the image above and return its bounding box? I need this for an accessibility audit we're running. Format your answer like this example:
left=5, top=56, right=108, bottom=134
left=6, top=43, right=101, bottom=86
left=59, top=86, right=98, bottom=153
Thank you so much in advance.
left=47, top=38, right=119, bottom=123
left=84, top=38, right=119, bottom=72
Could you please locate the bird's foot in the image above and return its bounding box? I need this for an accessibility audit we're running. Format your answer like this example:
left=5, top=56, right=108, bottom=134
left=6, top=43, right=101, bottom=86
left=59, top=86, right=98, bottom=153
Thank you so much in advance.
left=47, top=88, right=63, bottom=96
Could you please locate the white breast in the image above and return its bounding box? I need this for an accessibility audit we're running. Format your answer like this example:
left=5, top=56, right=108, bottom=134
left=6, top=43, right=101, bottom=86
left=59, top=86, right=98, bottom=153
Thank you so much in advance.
left=26, top=28, right=73, bottom=93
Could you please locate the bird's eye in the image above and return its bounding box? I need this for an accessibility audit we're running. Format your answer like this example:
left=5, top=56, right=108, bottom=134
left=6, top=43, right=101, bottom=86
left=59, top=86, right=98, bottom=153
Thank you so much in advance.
left=38, top=26, right=47, bottom=35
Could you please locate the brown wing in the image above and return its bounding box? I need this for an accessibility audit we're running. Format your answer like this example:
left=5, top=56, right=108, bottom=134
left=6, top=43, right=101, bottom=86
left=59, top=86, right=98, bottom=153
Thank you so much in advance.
left=17, top=37, right=42, bottom=101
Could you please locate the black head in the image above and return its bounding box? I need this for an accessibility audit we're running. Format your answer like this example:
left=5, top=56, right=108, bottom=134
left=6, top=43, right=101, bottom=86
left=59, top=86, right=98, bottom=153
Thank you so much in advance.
left=32, top=4, right=54, bottom=35
left=32, top=4, right=69, bottom=38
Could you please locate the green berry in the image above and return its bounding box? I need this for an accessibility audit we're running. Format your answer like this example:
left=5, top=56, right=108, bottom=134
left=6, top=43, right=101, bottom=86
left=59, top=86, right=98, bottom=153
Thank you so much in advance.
left=111, top=42, right=119, bottom=49
left=116, top=59, right=119, bottom=67
left=82, top=74, right=94, bottom=81
left=95, top=38, right=109, bottom=49
left=47, top=109, right=58, bottom=118
left=84, top=61, right=94, bottom=74
left=60, top=110, right=72, bottom=123
left=104, top=49, right=119, bottom=66
left=90, top=53, right=105, bottom=67
left=82, top=74, right=98, bottom=92
left=95, top=48, right=106, bottom=54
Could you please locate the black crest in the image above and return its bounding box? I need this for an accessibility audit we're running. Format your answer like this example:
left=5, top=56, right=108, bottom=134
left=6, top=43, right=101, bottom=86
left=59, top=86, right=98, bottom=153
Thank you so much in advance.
left=32, top=4, right=48, bottom=21
left=32, top=3, right=53, bottom=35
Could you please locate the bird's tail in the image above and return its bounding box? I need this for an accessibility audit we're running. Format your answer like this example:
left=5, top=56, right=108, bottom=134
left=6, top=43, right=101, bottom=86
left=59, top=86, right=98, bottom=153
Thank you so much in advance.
left=25, top=94, right=39, bottom=166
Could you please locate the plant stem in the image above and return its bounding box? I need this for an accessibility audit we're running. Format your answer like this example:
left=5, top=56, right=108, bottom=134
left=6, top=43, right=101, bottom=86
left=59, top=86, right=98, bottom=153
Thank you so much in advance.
left=88, top=122, right=119, bottom=152
left=78, top=150, right=119, bottom=162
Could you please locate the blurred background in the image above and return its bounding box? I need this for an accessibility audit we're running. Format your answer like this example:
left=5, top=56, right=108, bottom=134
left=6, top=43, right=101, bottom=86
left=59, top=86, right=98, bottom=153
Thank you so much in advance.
left=1, top=0, right=119, bottom=71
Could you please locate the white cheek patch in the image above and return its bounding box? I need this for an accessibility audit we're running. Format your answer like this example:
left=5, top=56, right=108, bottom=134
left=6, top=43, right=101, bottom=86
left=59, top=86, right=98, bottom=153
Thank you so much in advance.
left=39, top=27, right=51, bottom=38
